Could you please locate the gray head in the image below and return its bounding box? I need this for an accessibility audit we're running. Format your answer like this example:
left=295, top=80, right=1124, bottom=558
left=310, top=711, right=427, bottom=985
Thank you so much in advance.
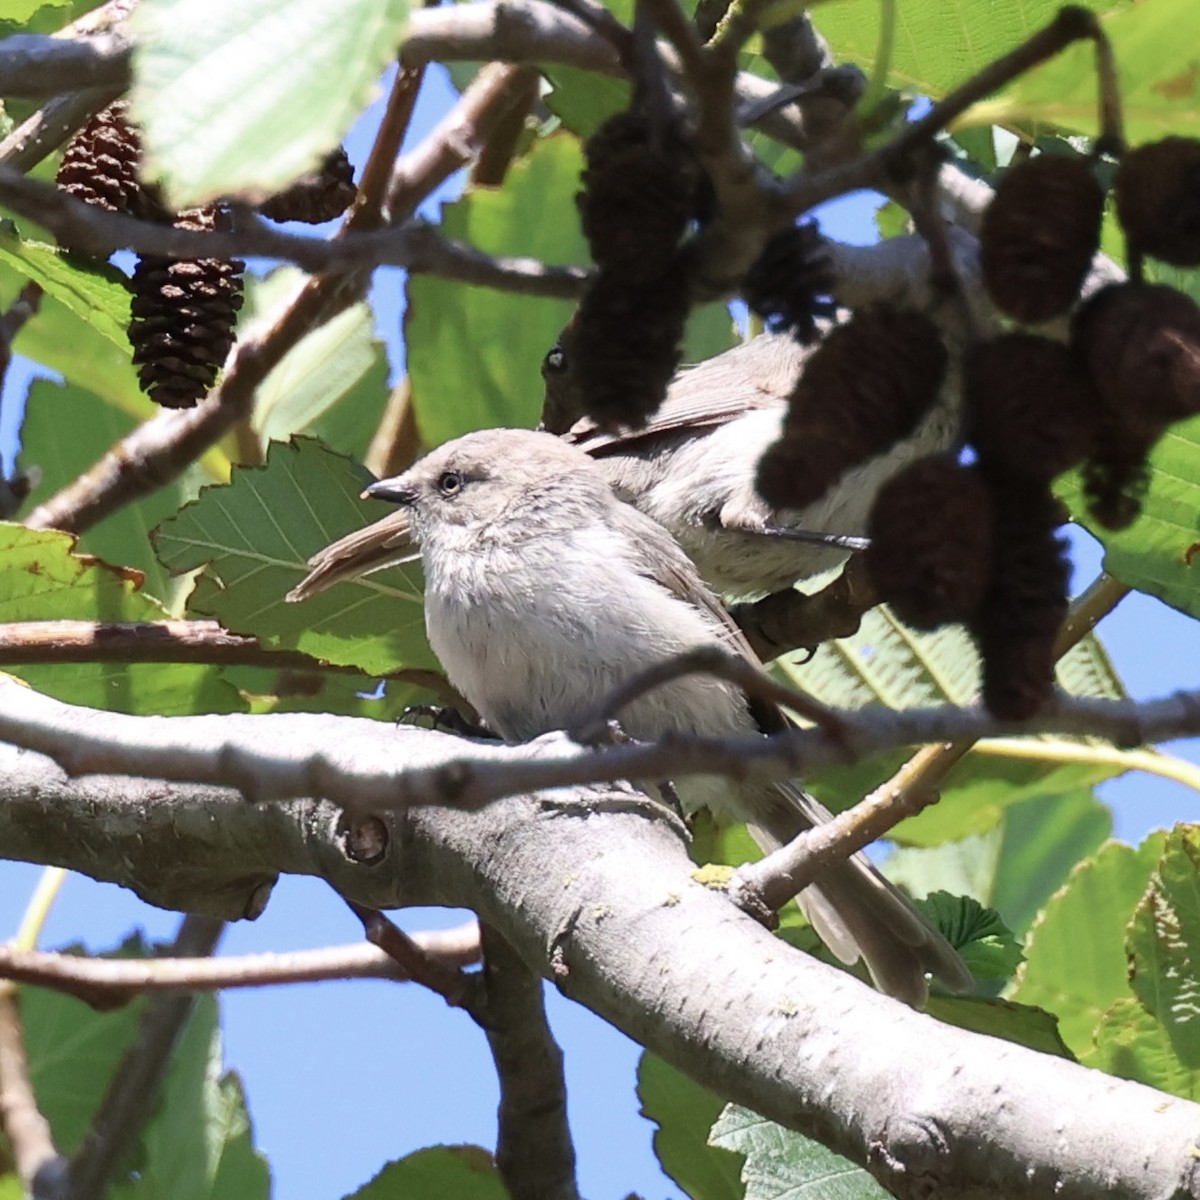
left=366, top=428, right=613, bottom=548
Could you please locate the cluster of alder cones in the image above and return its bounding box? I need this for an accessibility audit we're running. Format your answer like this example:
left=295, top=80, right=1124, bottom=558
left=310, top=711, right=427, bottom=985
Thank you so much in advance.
left=55, top=103, right=359, bottom=409
left=574, top=112, right=1200, bottom=718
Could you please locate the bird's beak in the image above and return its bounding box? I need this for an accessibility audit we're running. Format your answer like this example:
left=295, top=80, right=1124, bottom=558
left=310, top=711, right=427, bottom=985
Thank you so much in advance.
left=363, top=477, right=418, bottom=506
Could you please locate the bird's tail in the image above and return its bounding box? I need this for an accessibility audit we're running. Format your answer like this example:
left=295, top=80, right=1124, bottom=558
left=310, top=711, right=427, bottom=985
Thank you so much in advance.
left=748, top=783, right=972, bottom=1007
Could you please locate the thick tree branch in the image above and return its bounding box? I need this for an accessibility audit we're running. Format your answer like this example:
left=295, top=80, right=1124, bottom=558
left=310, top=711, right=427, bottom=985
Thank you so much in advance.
left=0, top=728, right=1196, bottom=1200
left=2, top=675, right=1196, bottom=819
left=0, top=32, right=130, bottom=96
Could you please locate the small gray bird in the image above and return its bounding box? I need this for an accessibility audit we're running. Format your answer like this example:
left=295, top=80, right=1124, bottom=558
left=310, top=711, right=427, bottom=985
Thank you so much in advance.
left=289, top=428, right=970, bottom=1005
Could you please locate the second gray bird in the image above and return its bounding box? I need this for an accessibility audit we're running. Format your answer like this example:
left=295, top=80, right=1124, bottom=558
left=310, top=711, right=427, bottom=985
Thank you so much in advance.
left=289, top=427, right=970, bottom=1005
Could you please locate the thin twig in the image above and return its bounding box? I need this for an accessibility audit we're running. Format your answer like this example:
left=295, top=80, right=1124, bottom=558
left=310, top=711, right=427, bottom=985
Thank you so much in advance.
left=343, top=900, right=480, bottom=1012
left=568, top=644, right=847, bottom=743
left=733, top=744, right=948, bottom=911
left=782, top=6, right=1110, bottom=216
left=389, top=62, right=539, bottom=224
left=347, top=63, right=427, bottom=234
left=3, top=662, right=1194, bottom=818
left=70, top=913, right=226, bottom=1200
left=479, top=924, right=580, bottom=1200
left=0, top=618, right=454, bottom=694
left=0, top=925, right=482, bottom=1009
left=0, top=986, right=69, bottom=1200
left=0, top=167, right=587, bottom=296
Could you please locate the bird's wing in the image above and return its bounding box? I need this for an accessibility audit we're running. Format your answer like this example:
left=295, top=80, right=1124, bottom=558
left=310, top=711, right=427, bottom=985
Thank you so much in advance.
left=604, top=497, right=792, bottom=735
left=286, top=509, right=419, bottom=602
left=564, top=335, right=810, bottom=457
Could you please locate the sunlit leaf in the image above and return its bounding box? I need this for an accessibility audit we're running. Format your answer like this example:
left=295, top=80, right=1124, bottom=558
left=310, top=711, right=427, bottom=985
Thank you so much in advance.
left=1012, top=833, right=1166, bottom=1055
left=153, top=438, right=437, bottom=676
left=129, top=0, right=409, bottom=206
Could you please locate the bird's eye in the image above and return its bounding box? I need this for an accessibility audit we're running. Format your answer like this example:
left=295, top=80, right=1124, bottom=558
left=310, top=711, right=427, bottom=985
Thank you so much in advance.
left=437, top=470, right=464, bottom=497
left=542, top=345, right=567, bottom=376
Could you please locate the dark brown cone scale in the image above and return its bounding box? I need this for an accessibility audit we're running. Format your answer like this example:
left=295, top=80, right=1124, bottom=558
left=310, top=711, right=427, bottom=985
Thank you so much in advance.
left=981, top=155, right=1104, bottom=324
left=55, top=102, right=167, bottom=222
left=129, top=206, right=245, bottom=409
left=1115, top=138, right=1200, bottom=267
left=969, top=483, right=1070, bottom=720
left=258, top=147, right=357, bottom=225
left=570, top=266, right=689, bottom=429
left=756, top=306, right=948, bottom=510
left=577, top=112, right=701, bottom=282
left=865, top=455, right=995, bottom=629
left=965, top=334, right=1099, bottom=481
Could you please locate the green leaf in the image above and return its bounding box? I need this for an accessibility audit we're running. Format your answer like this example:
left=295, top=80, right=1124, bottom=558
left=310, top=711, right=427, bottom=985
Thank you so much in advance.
left=153, top=438, right=438, bottom=675
left=709, top=1105, right=890, bottom=1200
left=915, top=892, right=1023, bottom=980
left=1125, top=825, right=1200, bottom=1069
left=0, top=269, right=142, bottom=414
left=346, top=1146, right=507, bottom=1200
left=638, top=1054, right=744, bottom=1200
left=1011, top=834, right=1166, bottom=1056
left=243, top=269, right=392, bottom=453
left=1058, top=415, right=1200, bottom=621
left=0, top=232, right=130, bottom=358
left=543, top=68, right=630, bottom=137
left=0, top=232, right=145, bottom=412
left=19, top=954, right=145, bottom=1153
left=0, top=1173, right=23, bottom=1200
left=20, top=378, right=191, bottom=602
left=925, top=996, right=1074, bottom=1059
left=128, top=0, right=409, bottom=207
left=112, top=996, right=269, bottom=1200
left=1090, top=996, right=1200, bottom=1099
left=886, top=789, right=1113, bottom=940
left=0, top=523, right=242, bottom=714
left=987, top=788, right=1112, bottom=936
left=814, top=0, right=1123, bottom=103
left=1004, top=0, right=1200, bottom=142
left=406, top=134, right=589, bottom=446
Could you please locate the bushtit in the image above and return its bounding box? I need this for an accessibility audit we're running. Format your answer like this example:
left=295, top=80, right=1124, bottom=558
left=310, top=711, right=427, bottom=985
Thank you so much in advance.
left=289, top=428, right=969, bottom=1005
left=544, top=330, right=958, bottom=596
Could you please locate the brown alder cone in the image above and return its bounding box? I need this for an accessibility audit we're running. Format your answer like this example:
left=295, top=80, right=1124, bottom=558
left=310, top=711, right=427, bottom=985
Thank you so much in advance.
left=865, top=455, right=995, bottom=629
left=756, top=306, right=948, bottom=510
left=964, top=333, right=1098, bottom=481
left=55, top=102, right=167, bottom=223
left=1115, top=137, right=1200, bottom=267
left=258, top=147, right=358, bottom=225
left=128, top=206, right=245, bottom=410
left=980, top=154, right=1104, bottom=324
